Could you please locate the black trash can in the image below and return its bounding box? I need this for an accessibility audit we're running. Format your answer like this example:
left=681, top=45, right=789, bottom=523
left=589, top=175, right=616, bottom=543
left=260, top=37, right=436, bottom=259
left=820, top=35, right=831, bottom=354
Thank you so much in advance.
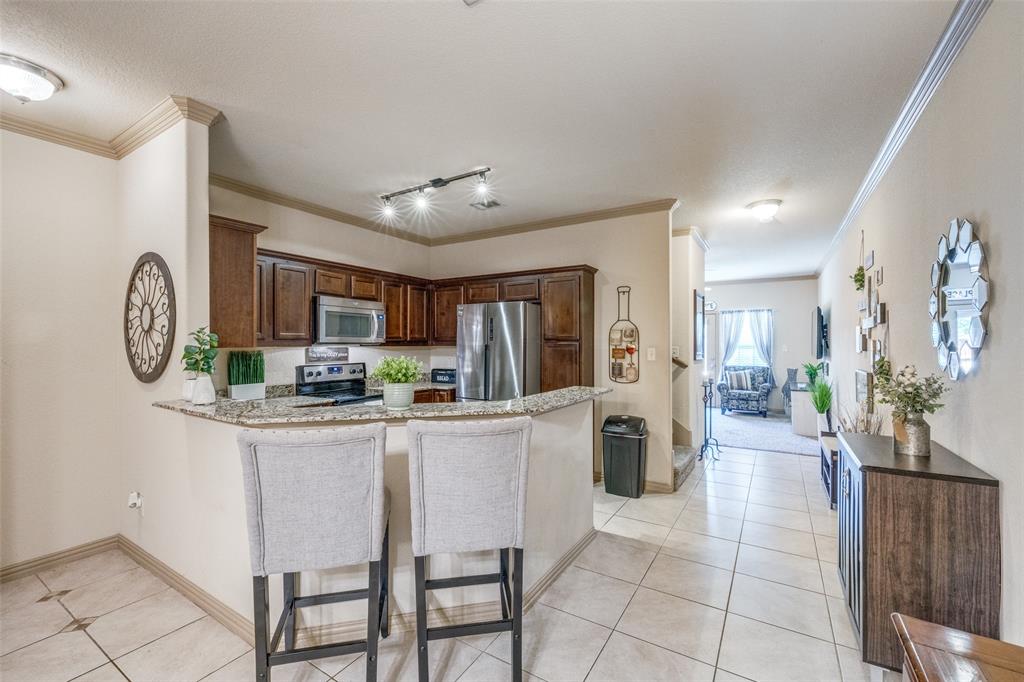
left=601, top=415, right=648, bottom=498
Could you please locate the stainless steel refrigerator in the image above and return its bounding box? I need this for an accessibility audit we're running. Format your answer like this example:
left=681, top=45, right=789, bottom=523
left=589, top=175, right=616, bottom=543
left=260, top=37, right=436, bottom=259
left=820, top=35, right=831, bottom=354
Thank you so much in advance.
left=456, top=302, right=541, bottom=401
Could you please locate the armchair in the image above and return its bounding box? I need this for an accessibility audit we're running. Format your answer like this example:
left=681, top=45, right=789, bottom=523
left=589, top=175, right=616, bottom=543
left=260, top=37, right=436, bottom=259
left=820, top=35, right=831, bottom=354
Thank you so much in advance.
left=717, top=365, right=774, bottom=417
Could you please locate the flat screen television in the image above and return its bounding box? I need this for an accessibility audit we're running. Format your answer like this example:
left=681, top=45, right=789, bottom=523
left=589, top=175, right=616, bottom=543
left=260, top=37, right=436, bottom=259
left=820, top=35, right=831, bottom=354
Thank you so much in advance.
left=814, top=306, right=829, bottom=360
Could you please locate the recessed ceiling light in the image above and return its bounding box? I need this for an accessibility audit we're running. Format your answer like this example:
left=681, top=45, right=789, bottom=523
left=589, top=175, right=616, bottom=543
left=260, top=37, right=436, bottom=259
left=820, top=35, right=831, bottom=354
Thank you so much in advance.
left=0, top=54, right=64, bottom=102
left=746, top=199, right=782, bottom=223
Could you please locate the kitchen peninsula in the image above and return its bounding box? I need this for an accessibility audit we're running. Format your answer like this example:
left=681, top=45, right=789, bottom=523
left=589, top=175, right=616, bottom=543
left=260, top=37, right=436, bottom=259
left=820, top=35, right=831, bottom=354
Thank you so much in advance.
left=152, top=385, right=608, bottom=641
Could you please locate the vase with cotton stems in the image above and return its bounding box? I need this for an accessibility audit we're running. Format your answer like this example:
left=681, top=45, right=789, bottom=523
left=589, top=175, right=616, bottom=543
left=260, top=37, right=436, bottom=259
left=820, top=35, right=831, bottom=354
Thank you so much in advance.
left=874, top=357, right=949, bottom=456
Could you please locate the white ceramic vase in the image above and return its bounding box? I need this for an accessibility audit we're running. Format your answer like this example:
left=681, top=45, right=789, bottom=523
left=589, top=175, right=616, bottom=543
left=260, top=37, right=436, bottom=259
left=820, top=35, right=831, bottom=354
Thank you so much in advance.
left=192, top=373, right=217, bottom=406
left=382, top=383, right=414, bottom=411
left=182, top=376, right=196, bottom=402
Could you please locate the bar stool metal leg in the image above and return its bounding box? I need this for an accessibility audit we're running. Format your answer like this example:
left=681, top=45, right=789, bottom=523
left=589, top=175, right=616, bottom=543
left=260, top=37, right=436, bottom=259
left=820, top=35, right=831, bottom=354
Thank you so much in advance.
left=512, top=548, right=523, bottom=682
left=415, top=556, right=429, bottom=681
left=253, top=576, right=270, bottom=682
left=366, top=560, right=380, bottom=682
left=283, top=572, right=297, bottom=651
left=499, top=549, right=510, bottom=620
left=380, top=522, right=390, bottom=639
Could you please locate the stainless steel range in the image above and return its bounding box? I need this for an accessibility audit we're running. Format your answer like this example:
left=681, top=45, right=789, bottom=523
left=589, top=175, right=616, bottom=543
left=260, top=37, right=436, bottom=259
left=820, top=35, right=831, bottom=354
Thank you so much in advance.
left=294, top=362, right=383, bottom=406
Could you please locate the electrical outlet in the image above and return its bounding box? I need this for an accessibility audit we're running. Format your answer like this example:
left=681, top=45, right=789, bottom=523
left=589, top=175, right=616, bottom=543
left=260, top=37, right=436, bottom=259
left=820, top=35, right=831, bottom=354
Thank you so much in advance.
left=671, top=346, right=680, bottom=358
left=647, top=347, right=656, bottom=361
left=128, top=491, right=144, bottom=516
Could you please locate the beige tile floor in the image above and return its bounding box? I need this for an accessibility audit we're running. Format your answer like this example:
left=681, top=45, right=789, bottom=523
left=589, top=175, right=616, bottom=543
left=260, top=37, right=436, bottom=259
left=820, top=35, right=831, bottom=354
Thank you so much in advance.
left=0, top=446, right=894, bottom=681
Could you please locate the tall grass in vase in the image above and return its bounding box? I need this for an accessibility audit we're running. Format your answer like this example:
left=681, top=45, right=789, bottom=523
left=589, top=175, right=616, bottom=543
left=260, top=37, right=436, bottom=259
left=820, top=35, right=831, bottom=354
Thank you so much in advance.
left=228, top=351, right=266, bottom=400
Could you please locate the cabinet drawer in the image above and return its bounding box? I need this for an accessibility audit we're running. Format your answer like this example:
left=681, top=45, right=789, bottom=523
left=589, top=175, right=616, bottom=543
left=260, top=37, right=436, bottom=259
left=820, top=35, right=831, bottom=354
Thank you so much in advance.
left=466, top=281, right=499, bottom=303
left=500, top=277, right=540, bottom=301
left=315, top=269, right=350, bottom=297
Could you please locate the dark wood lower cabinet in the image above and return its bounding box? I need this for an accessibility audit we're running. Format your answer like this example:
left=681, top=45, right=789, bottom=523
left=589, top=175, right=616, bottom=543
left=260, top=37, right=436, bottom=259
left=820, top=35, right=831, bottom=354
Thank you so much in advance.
left=837, top=433, right=1001, bottom=671
left=541, top=341, right=581, bottom=392
left=413, top=388, right=455, bottom=404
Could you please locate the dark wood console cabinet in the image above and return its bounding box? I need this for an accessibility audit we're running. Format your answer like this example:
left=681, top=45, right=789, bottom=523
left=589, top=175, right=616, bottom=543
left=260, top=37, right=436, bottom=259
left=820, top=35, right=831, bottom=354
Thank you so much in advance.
left=836, top=432, right=1000, bottom=671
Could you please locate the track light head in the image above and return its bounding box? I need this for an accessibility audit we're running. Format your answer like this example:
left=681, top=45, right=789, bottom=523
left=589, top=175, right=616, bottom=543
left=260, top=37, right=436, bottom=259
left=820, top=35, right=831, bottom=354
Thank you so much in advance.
left=414, top=191, right=429, bottom=210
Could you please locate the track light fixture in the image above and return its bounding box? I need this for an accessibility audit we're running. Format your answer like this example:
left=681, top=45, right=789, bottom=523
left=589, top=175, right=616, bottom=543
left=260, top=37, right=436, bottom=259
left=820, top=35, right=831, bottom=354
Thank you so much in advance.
left=379, top=166, right=492, bottom=218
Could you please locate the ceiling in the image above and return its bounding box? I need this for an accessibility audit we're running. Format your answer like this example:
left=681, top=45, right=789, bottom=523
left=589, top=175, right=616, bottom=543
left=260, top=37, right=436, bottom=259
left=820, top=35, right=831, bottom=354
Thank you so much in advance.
left=2, top=1, right=954, bottom=280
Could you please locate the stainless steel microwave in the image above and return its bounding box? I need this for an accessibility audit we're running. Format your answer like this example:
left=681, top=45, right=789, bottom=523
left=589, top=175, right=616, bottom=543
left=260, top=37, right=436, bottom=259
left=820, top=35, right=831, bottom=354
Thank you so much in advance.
left=315, top=296, right=386, bottom=345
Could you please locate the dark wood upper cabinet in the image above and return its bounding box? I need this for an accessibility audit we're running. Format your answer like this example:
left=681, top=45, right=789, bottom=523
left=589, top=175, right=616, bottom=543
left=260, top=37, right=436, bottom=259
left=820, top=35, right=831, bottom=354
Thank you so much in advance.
left=541, top=274, right=581, bottom=340
left=314, top=269, right=350, bottom=297
left=465, top=281, right=499, bottom=304
left=255, top=257, right=270, bottom=344
left=500, top=277, right=540, bottom=301
left=350, top=274, right=380, bottom=301
left=407, top=285, right=429, bottom=344
left=209, top=215, right=267, bottom=348
left=271, top=262, right=313, bottom=343
left=541, top=341, right=581, bottom=391
left=432, top=285, right=464, bottom=345
left=381, top=281, right=406, bottom=342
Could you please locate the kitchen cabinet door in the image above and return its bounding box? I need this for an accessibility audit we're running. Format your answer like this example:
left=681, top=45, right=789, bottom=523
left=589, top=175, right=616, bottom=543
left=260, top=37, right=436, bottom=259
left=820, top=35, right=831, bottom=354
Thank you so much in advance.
left=315, top=269, right=350, bottom=297
left=541, top=341, right=581, bottom=391
left=350, top=273, right=380, bottom=301
left=465, top=281, right=499, bottom=304
left=272, top=261, right=313, bottom=343
left=500, top=277, right=540, bottom=301
left=541, top=274, right=581, bottom=340
left=432, top=285, right=463, bottom=345
left=432, top=388, right=455, bottom=403
left=407, top=285, right=429, bottom=343
left=209, top=216, right=266, bottom=348
left=382, top=281, right=406, bottom=342
left=255, top=256, right=271, bottom=343
left=413, top=389, right=434, bottom=404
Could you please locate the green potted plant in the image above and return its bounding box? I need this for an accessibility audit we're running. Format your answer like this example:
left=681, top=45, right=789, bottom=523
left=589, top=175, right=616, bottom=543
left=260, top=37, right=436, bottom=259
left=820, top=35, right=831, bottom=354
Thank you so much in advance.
left=228, top=351, right=266, bottom=401
left=802, top=361, right=823, bottom=385
left=810, top=380, right=834, bottom=435
left=370, top=355, right=424, bottom=411
left=850, top=265, right=866, bottom=291
left=182, top=326, right=219, bottom=405
left=874, top=357, right=948, bottom=456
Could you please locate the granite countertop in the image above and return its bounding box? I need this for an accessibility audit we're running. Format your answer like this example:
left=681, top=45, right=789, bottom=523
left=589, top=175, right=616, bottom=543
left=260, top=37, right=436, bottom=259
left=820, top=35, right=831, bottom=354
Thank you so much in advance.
left=153, top=386, right=611, bottom=426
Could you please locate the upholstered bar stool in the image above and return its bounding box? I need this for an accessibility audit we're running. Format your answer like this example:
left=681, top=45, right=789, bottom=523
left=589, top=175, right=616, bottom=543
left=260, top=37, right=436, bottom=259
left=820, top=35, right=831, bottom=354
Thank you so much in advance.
left=237, top=424, right=391, bottom=682
left=407, top=417, right=532, bottom=682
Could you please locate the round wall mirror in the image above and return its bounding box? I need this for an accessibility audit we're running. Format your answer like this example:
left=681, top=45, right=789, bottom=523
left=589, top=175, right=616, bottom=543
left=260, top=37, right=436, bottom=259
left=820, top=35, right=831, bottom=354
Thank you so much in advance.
left=930, top=218, right=988, bottom=380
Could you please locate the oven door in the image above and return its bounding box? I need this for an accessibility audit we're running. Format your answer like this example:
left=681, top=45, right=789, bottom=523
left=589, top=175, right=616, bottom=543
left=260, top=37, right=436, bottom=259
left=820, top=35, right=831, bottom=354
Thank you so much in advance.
left=317, top=298, right=385, bottom=344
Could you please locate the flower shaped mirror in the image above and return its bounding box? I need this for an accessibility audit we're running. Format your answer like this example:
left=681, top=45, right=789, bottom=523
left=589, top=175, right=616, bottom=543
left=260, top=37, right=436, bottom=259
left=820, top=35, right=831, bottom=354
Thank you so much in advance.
left=930, top=218, right=989, bottom=380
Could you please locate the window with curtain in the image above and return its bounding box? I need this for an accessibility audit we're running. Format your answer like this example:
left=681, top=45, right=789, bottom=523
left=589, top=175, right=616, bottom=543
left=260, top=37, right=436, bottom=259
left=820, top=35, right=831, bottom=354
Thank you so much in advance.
left=722, top=309, right=774, bottom=367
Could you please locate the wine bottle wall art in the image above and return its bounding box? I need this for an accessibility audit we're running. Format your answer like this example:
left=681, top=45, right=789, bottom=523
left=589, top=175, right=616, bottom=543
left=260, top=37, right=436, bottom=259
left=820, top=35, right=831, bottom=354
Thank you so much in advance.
left=609, top=286, right=640, bottom=383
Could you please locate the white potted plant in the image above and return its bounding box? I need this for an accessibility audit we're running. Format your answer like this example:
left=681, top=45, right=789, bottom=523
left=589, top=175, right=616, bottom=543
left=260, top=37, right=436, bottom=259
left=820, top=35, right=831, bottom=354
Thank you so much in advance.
left=228, top=351, right=266, bottom=400
left=182, top=326, right=219, bottom=405
left=370, top=356, right=423, bottom=411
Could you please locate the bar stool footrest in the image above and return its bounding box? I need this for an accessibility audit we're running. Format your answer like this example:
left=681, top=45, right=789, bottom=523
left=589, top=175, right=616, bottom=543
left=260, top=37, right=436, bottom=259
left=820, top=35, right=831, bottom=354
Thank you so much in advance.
left=427, top=618, right=513, bottom=642
left=269, top=639, right=369, bottom=666
left=425, top=573, right=503, bottom=591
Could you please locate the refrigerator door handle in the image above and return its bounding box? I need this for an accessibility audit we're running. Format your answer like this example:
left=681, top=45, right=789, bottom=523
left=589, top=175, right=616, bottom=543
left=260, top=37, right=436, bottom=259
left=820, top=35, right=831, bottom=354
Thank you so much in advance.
left=483, top=343, right=490, bottom=399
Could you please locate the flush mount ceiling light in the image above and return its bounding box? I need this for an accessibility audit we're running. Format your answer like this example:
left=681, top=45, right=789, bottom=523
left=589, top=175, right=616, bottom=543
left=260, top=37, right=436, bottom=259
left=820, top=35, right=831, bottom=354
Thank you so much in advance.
left=0, top=54, right=64, bottom=102
left=379, top=167, right=494, bottom=218
left=746, top=199, right=782, bottom=223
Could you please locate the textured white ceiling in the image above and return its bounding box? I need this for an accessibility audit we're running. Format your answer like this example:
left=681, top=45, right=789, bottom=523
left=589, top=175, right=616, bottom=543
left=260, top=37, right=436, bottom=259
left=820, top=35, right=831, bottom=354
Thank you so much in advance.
left=2, top=1, right=953, bottom=279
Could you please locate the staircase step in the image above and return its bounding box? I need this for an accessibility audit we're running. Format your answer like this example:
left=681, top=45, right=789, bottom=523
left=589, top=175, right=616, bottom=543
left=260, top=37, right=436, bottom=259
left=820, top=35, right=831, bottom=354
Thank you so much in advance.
left=673, top=445, right=697, bottom=491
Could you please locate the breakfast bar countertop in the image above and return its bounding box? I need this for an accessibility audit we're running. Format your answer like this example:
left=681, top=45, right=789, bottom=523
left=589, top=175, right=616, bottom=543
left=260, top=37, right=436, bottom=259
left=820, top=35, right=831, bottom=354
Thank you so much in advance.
left=153, top=386, right=611, bottom=426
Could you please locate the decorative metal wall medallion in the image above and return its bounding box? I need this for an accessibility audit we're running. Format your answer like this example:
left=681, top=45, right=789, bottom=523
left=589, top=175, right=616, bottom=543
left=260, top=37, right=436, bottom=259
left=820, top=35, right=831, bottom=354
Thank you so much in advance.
left=930, top=218, right=988, bottom=380
left=123, top=252, right=176, bottom=383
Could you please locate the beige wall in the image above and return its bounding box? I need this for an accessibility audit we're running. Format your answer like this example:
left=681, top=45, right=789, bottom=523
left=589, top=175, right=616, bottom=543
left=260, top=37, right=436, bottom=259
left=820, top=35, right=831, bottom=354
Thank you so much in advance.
left=430, top=212, right=675, bottom=487
left=670, top=232, right=707, bottom=447
left=708, top=277, right=818, bottom=411
left=0, top=131, right=121, bottom=564
left=818, top=1, right=1023, bottom=643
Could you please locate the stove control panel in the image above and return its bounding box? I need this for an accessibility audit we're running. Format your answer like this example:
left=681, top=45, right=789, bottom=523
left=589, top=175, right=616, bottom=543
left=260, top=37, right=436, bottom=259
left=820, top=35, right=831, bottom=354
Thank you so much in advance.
left=296, top=362, right=365, bottom=385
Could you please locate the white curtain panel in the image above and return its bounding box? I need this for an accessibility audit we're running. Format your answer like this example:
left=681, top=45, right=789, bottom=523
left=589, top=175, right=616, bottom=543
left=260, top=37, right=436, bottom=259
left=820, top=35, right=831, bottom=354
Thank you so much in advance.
left=748, top=308, right=775, bottom=387
left=718, top=310, right=743, bottom=380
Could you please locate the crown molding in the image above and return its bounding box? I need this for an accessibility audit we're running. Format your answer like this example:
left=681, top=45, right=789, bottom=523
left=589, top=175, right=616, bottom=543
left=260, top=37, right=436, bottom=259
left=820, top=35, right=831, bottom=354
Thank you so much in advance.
left=705, top=273, right=818, bottom=287
left=209, top=174, right=432, bottom=246
left=818, top=0, right=992, bottom=274
left=429, top=198, right=679, bottom=247
left=0, top=95, right=222, bottom=160
left=0, top=112, right=117, bottom=158
left=671, top=226, right=710, bottom=253
left=111, top=96, right=223, bottom=158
